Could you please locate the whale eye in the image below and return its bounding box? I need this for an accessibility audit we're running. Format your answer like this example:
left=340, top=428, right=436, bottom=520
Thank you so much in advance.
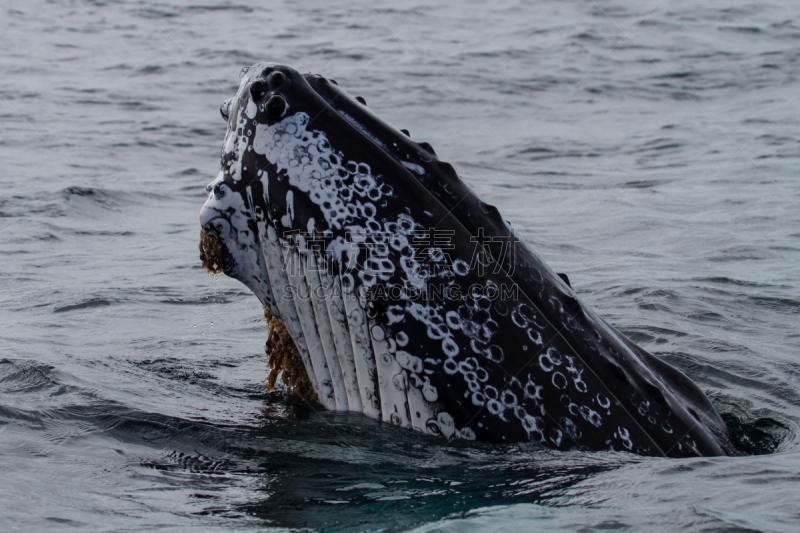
left=220, top=98, right=234, bottom=121
left=239, top=66, right=249, bottom=80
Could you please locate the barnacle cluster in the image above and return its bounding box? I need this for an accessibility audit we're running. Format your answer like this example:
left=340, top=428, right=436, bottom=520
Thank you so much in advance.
left=199, top=229, right=224, bottom=274
left=264, top=307, right=317, bottom=403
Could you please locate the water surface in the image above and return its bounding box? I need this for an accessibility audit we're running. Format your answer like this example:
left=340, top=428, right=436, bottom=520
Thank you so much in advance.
left=1, top=0, right=799, bottom=531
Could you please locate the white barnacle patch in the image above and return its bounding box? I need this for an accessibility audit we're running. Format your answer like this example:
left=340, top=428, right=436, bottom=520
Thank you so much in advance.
left=253, top=113, right=389, bottom=231
left=396, top=350, right=424, bottom=373
left=385, top=305, right=405, bottom=325
left=487, top=399, right=506, bottom=420
left=637, top=399, right=651, bottom=417
left=437, top=412, right=456, bottom=437
left=396, top=331, right=409, bottom=347
left=538, top=346, right=562, bottom=373
left=471, top=391, right=485, bottom=406
left=580, top=405, right=602, bottom=427
left=401, top=161, right=425, bottom=175
left=457, top=426, right=476, bottom=440
left=245, top=99, right=258, bottom=119
left=370, top=324, right=386, bottom=342
left=551, top=371, right=568, bottom=389
left=560, top=417, right=582, bottom=441
left=520, top=414, right=546, bottom=444
left=501, top=389, right=518, bottom=410
left=222, top=108, right=251, bottom=183
left=563, top=355, right=588, bottom=394
left=596, top=393, right=611, bottom=410
left=484, top=385, right=499, bottom=401
left=616, top=426, right=633, bottom=450
left=420, top=376, right=438, bottom=402
left=524, top=376, right=543, bottom=403
left=281, top=190, right=295, bottom=228
left=452, top=259, right=469, bottom=277
left=561, top=394, right=580, bottom=417
left=527, top=328, right=543, bottom=346
left=483, top=344, right=503, bottom=363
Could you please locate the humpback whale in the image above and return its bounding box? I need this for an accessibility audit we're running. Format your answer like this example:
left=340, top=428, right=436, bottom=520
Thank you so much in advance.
left=199, top=63, right=737, bottom=457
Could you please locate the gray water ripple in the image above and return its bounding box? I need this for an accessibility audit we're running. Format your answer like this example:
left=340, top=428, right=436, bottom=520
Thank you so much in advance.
left=2, top=0, right=800, bottom=530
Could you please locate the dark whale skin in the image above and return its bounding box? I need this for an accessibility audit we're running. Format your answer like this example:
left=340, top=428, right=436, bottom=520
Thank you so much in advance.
left=200, top=63, right=738, bottom=457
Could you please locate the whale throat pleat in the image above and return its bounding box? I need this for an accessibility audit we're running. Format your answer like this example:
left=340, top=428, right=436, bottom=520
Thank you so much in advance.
left=281, top=239, right=339, bottom=409
left=255, top=219, right=321, bottom=398
left=300, top=245, right=350, bottom=411
left=368, top=321, right=412, bottom=428
left=340, top=273, right=382, bottom=419
left=317, top=262, right=364, bottom=413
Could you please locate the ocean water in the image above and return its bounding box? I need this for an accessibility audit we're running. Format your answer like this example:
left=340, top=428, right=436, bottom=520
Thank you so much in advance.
left=1, top=0, right=799, bottom=531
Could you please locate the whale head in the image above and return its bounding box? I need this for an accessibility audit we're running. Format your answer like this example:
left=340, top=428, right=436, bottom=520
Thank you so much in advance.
left=199, top=62, right=439, bottom=322
left=198, top=62, right=480, bottom=420
left=199, top=63, right=737, bottom=457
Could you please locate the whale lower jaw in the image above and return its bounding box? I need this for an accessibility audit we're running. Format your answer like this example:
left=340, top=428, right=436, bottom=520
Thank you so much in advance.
left=249, top=227, right=468, bottom=439
left=197, top=160, right=448, bottom=432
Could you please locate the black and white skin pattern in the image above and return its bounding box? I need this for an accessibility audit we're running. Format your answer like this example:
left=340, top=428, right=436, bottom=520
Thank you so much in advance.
left=199, top=63, right=738, bottom=457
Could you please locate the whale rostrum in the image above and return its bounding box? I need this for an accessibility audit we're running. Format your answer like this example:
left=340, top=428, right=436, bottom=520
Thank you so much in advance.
left=199, top=63, right=738, bottom=457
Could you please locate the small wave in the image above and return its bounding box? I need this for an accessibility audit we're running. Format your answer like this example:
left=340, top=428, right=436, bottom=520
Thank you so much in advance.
left=134, top=358, right=218, bottom=382
left=653, top=71, right=699, bottom=80
left=720, top=26, right=763, bottom=34
left=187, top=4, right=255, bottom=13
left=693, top=277, right=771, bottom=288
left=0, top=360, right=64, bottom=395
left=722, top=414, right=790, bottom=455
left=70, top=230, right=135, bottom=236
left=630, top=139, right=684, bottom=153
left=707, top=246, right=768, bottom=262
left=747, top=295, right=800, bottom=314
left=133, top=64, right=164, bottom=76
left=53, top=298, right=113, bottom=313
left=61, top=186, right=116, bottom=203
left=619, top=180, right=665, bottom=189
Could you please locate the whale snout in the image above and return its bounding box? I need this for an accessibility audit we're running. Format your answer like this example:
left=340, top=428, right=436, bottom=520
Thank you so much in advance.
left=199, top=176, right=238, bottom=275
left=198, top=171, right=276, bottom=312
